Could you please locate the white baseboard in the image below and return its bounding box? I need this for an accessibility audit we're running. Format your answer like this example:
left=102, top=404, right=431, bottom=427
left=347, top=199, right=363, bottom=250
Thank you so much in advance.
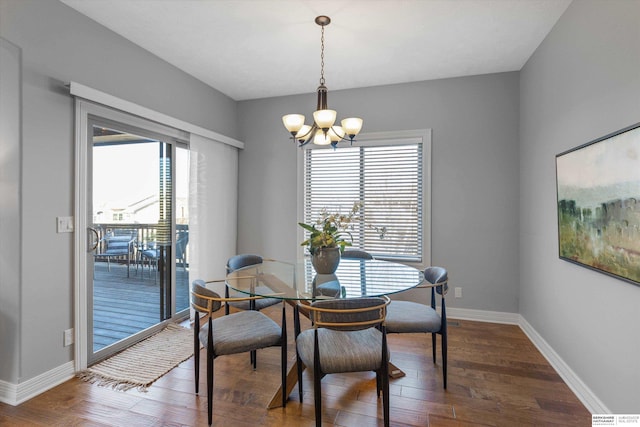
left=0, top=379, right=18, bottom=405
left=0, top=361, right=75, bottom=406
left=447, top=307, right=608, bottom=414
left=447, top=307, right=521, bottom=324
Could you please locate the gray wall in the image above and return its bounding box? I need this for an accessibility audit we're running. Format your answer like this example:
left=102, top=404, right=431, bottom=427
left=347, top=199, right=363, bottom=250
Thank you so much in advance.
left=238, top=72, right=521, bottom=313
left=0, top=0, right=238, bottom=383
left=4, top=0, right=636, bottom=412
left=520, top=0, right=640, bottom=412
left=0, top=37, right=22, bottom=384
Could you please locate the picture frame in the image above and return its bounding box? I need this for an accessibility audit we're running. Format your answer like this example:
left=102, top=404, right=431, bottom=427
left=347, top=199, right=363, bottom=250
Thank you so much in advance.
left=556, top=122, right=640, bottom=286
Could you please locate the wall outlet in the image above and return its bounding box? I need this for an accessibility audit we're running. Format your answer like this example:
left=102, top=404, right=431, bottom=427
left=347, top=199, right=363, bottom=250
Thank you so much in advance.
left=454, top=287, right=462, bottom=298
left=64, top=328, right=74, bottom=346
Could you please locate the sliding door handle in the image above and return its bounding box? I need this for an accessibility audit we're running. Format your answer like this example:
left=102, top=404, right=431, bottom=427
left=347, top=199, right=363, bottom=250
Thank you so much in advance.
left=88, top=227, right=100, bottom=252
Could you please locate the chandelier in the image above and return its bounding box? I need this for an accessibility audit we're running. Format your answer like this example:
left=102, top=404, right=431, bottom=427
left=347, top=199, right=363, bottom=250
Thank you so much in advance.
left=282, top=16, right=363, bottom=148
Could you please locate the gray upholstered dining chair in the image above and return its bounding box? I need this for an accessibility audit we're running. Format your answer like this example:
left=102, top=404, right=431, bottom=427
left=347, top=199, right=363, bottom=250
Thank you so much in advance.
left=225, top=254, right=282, bottom=369
left=225, top=254, right=281, bottom=314
left=384, top=266, right=449, bottom=389
left=295, top=296, right=391, bottom=427
left=341, top=248, right=374, bottom=259
left=191, top=279, right=287, bottom=426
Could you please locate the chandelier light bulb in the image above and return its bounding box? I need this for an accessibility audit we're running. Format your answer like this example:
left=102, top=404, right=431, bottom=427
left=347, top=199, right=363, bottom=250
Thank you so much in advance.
left=313, top=109, right=337, bottom=130
left=282, top=114, right=305, bottom=134
left=313, top=131, right=331, bottom=145
left=341, top=118, right=363, bottom=137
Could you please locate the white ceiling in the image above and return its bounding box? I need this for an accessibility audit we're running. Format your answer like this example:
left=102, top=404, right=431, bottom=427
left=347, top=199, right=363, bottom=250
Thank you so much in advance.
left=60, top=0, right=571, bottom=101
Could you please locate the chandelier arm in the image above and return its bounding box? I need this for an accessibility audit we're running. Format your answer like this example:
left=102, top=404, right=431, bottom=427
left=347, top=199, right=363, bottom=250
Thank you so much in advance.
left=297, top=124, right=315, bottom=139
left=296, top=123, right=318, bottom=148
left=329, top=125, right=357, bottom=145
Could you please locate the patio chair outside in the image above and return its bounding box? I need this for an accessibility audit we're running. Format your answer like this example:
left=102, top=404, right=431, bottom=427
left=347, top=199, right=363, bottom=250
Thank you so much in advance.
left=94, top=231, right=136, bottom=277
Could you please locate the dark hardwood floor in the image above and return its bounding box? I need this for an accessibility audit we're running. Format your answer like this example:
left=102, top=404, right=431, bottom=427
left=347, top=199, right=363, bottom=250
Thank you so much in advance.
left=0, top=304, right=591, bottom=426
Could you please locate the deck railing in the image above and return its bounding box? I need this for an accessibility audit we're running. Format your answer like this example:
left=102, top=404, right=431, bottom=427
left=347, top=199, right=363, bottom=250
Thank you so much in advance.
left=94, top=222, right=189, bottom=266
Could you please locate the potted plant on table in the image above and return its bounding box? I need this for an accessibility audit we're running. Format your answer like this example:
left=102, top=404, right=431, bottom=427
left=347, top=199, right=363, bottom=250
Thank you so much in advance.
left=299, top=202, right=361, bottom=274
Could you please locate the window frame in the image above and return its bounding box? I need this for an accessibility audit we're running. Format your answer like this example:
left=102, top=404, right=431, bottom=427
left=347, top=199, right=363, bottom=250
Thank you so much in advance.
left=297, top=129, right=431, bottom=267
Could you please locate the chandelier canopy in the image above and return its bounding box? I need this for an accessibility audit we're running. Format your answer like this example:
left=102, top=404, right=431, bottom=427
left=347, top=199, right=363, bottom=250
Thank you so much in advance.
left=282, top=16, right=363, bottom=148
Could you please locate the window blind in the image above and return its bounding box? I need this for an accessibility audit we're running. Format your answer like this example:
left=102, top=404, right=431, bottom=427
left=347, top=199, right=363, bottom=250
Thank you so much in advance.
left=304, top=141, right=423, bottom=262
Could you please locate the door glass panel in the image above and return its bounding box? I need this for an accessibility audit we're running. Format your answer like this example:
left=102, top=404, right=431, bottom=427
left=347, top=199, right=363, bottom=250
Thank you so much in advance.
left=89, top=123, right=186, bottom=362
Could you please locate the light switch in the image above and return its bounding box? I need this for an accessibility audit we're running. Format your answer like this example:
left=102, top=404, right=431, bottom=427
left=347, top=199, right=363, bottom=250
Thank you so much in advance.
left=57, top=216, right=74, bottom=233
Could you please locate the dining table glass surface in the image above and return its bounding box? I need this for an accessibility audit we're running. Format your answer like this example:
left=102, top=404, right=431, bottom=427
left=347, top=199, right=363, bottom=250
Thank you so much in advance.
left=225, top=258, right=424, bottom=301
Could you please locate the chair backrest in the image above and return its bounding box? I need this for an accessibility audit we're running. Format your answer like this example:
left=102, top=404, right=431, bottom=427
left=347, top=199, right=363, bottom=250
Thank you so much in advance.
left=226, top=254, right=263, bottom=273
left=191, top=279, right=223, bottom=315
left=104, top=233, right=135, bottom=253
left=341, top=249, right=373, bottom=260
left=308, top=296, right=389, bottom=331
left=424, top=266, right=448, bottom=295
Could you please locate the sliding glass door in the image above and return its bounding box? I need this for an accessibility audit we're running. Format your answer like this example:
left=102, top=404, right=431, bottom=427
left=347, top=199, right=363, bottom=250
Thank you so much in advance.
left=87, top=117, right=189, bottom=364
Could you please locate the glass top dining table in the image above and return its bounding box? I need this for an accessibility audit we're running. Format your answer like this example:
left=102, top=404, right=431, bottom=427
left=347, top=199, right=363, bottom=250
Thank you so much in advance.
left=225, top=258, right=424, bottom=301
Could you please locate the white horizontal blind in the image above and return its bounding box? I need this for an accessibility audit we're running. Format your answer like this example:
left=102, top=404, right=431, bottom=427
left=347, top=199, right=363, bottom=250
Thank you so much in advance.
left=304, top=140, right=423, bottom=262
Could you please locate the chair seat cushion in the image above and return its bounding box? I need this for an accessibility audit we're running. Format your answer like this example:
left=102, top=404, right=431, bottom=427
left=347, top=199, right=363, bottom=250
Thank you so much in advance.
left=141, top=249, right=159, bottom=259
left=296, top=328, right=387, bottom=374
left=199, top=310, right=281, bottom=356
left=314, top=281, right=341, bottom=298
left=385, top=301, right=441, bottom=333
left=103, top=249, right=129, bottom=255
left=227, top=285, right=281, bottom=311
left=227, top=297, right=280, bottom=311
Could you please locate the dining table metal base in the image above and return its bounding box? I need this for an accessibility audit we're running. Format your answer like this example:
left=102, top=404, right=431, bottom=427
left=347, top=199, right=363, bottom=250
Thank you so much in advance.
left=268, top=360, right=302, bottom=409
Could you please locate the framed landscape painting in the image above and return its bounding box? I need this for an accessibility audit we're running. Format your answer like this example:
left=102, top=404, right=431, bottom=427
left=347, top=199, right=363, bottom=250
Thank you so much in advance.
left=556, top=122, right=640, bottom=286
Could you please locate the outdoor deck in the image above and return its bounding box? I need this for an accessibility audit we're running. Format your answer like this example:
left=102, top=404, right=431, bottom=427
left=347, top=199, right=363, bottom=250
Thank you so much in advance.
left=93, top=261, right=190, bottom=352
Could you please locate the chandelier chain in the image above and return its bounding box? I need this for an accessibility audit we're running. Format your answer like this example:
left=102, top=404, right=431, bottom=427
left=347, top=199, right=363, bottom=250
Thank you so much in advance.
left=320, top=24, right=325, bottom=86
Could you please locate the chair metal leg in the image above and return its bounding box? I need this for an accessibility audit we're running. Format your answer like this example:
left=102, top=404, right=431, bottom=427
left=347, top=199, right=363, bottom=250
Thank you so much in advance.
left=382, top=328, right=390, bottom=427
left=224, top=286, right=230, bottom=315
left=296, top=355, right=304, bottom=402
left=194, top=315, right=200, bottom=394
left=313, top=330, right=322, bottom=427
left=442, top=331, right=447, bottom=390
left=207, top=321, right=214, bottom=426
left=294, top=304, right=304, bottom=402
left=441, top=298, right=448, bottom=390
left=432, top=332, right=437, bottom=363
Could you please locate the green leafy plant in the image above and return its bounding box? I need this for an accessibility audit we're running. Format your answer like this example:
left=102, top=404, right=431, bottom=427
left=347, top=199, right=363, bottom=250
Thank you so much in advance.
left=299, top=202, right=362, bottom=255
